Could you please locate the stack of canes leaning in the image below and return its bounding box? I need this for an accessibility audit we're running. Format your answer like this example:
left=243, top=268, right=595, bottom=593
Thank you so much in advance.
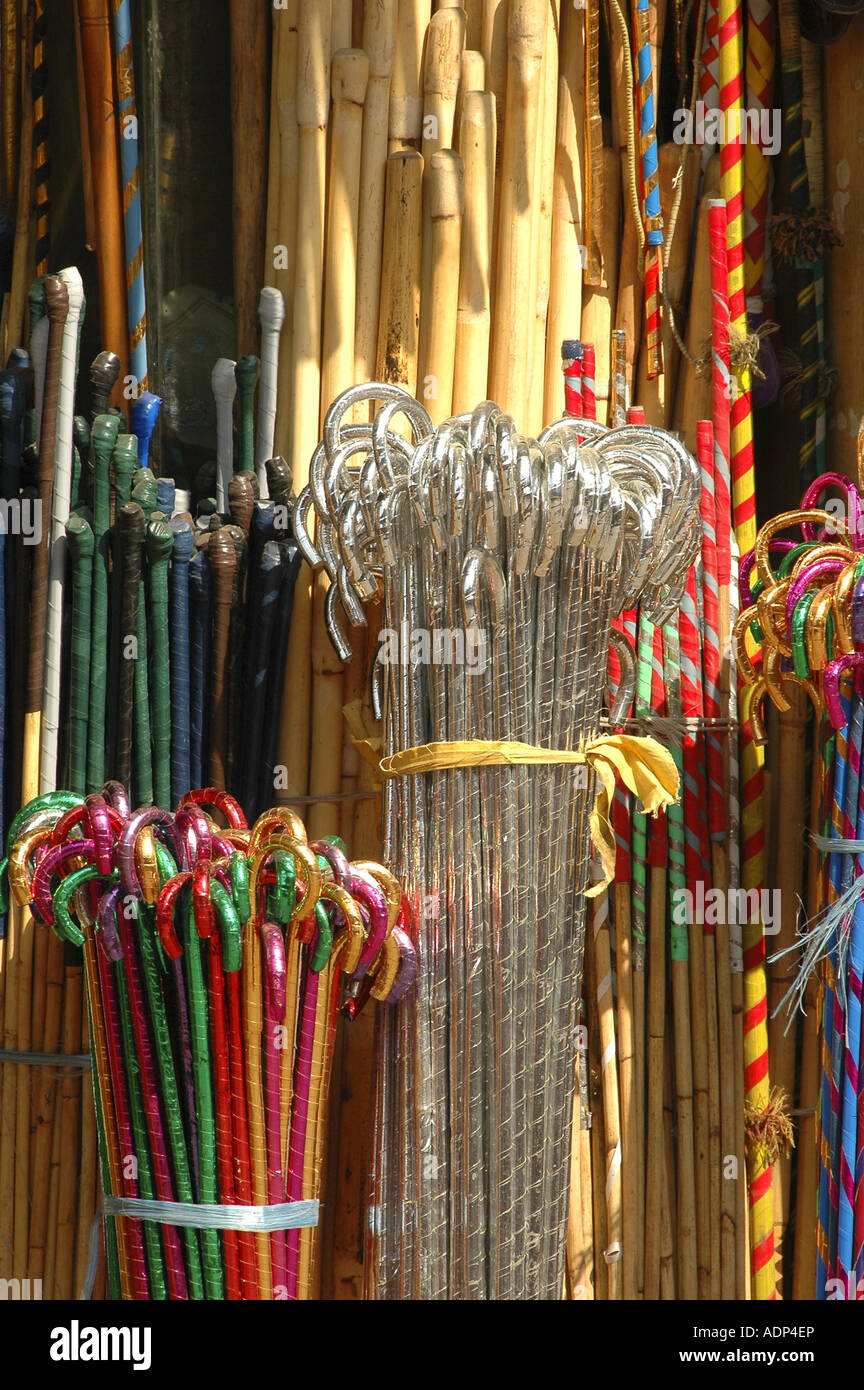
left=738, top=432, right=864, bottom=1302
left=0, top=785, right=413, bottom=1301
left=298, top=381, right=701, bottom=1300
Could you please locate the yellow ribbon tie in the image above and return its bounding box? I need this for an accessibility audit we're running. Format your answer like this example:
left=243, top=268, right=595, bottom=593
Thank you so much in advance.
left=368, top=734, right=680, bottom=894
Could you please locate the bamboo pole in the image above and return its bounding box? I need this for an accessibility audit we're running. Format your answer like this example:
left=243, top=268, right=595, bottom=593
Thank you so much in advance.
left=269, top=1, right=299, bottom=464
left=418, top=149, right=464, bottom=424
left=278, top=4, right=331, bottom=808
left=453, top=90, right=495, bottom=415
left=527, top=0, right=557, bottom=433
left=421, top=6, right=465, bottom=161
left=309, top=48, right=370, bottom=842
left=543, top=0, right=585, bottom=426
left=488, top=0, right=546, bottom=422
left=389, top=0, right=432, bottom=151
left=644, top=859, right=667, bottom=1299
left=354, top=0, right=397, bottom=393
left=593, top=884, right=622, bottom=1299
left=453, top=46, right=485, bottom=139
left=376, top=149, right=425, bottom=393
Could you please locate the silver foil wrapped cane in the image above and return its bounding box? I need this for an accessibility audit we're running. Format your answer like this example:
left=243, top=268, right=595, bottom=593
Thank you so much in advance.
left=305, top=385, right=698, bottom=1300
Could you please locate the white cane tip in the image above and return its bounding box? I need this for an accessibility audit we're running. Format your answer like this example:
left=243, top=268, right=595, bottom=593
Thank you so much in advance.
left=57, top=266, right=85, bottom=312
left=258, top=286, right=286, bottom=333
left=212, top=357, right=238, bottom=400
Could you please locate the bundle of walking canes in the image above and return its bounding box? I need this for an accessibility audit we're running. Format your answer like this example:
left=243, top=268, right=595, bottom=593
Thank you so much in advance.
left=298, top=380, right=701, bottom=1299
left=738, top=440, right=864, bottom=1301
left=0, top=785, right=413, bottom=1300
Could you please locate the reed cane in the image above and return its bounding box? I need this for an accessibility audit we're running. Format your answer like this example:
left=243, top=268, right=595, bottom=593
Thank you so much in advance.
left=389, top=0, right=431, bottom=151
left=421, top=7, right=465, bottom=160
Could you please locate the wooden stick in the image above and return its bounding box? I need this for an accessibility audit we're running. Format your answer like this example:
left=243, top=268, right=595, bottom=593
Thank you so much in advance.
left=671, top=919, right=699, bottom=1298
left=421, top=6, right=465, bottom=161
left=320, top=49, right=369, bottom=420
left=27, top=931, right=64, bottom=1281
left=712, top=841, right=739, bottom=1300
left=76, top=0, right=128, bottom=386
left=389, top=0, right=432, bottom=150
left=768, top=688, right=807, bottom=1294
left=672, top=194, right=713, bottom=452
left=0, top=0, right=18, bottom=214
left=825, top=37, right=863, bottom=479
left=586, top=940, right=608, bottom=1301
left=354, top=0, right=396, bottom=394
left=4, top=12, right=33, bottom=367
left=543, top=0, right=585, bottom=428
left=703, top=919, right=723, bottom=1299
left=614, top=874, right=640, bottom=1301
left=593, top=888, right=622, bottom=1299
left=580, top=147, right=620, bottom=425
left=279, top=4, right=331, bottom=808
left=661, top=1026, right=678, bottom=1298
left=53, top=963, right=84, bottom=1298
left=635, top=143, right=700, bottom=425
left=376, top=149, right=425, bottom=393
left=418, top=149, right=463, bottom=424
left=269, top=2, right=299, bottom=464
left=453, top=91, right=495, bottom=415
left=72, top=0, right=96, bottom=253
left=644, top=862, right=667, bottom=1299
left=565, top=1038, right=594, bottom=1299
left=488, top=0, right=546, bottom=423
